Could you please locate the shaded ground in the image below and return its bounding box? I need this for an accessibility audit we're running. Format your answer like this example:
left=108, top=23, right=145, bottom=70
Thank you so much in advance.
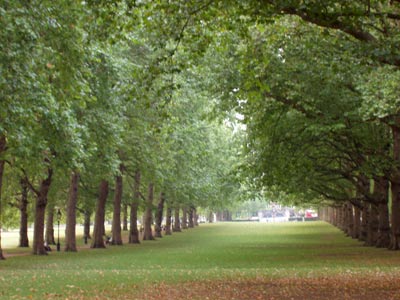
left=132, top=274, right=400, bottom=300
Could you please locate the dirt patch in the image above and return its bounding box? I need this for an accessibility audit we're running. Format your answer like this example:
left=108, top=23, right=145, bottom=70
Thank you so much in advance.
left=132, top=274, right=400, bottom=300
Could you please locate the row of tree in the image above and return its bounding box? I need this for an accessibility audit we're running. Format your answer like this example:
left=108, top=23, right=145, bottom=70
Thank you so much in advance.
left=208, top=1, right=400, bottom=250
left=0, top=1, right=243, bottom=259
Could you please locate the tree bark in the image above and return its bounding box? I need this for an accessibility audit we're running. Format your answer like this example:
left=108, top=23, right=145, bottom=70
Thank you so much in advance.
left=65, top=172, right=79, bottom=252
left=122, top=203, right=128, bottom=231
left=84, top=210, right=91, bottom=240
left=19, top=177, right=29, bottom=248
left=45, top=203, right=56, bottom=245
left=360, top=201, right=369, bottom=242
left=353, top=205, right=361, bottom=240
left=366, top=203, right=379, bottom=246
left=111, top=173, right=123, bottom=245
left=143, top=183, right=155, bottom=240
left=375, top=177, right=390, bottom=248
left=194, top=208, right=199, bottom=226
left=390, top=124, right=400, bottom=250
left=165, top=206, right=172, bottom=235
left=32, top=167, right=53, bottom=255
left=0, top=135, right=6, bottom=259
left=188, top=207, right=194, bottom=228
left=129, top=170, right=141, bottom=244
left=173, top=207, right=181, bottom=232
left=154, top=192, right=165, bottom=238
left=91, top=180, right=108, bottom=249
left=182, top=207, right=188, bottom=229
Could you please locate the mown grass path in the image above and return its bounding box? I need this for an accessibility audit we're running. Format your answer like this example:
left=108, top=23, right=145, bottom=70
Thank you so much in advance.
left=1, top=222, right=400, bottom=299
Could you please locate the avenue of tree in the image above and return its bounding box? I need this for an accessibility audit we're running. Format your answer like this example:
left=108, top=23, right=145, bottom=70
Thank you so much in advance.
left=1, top=0, right=400, bottom=259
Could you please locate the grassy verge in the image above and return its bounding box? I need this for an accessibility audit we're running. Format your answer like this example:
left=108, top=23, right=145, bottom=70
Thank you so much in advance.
left=1, top=222, right=400, bottom=299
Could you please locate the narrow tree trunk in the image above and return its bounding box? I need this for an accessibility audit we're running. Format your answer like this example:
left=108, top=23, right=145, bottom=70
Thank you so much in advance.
left=173, top=207, right=181, bottom=232
left=154, top=192, right=165, bottom=238
left=165, top=206, right=172, bottom=235
left=84, top=210, right=91, bottom=240
left=45, top=203, right=56, bottom=245
left=122, top=203, right=128, bottom=231
left=345, top=202, right=354, bottom=237
left=91, top=180, right=108, bottom=249
left=19, top=177, right=29, bottom=247
left=65, top=172, right=79, bottom=252
left=353, top=205, right=361, bottom=240
left=182, top=207, right=188, bottom=229
left=143, top=183, right=155, bottom=240
left=208, top=211, right=214, bottom=223
left=390, top=124, right=400, bottom=250
left=111, top=173, right=123, bottom=245
left=129, top=170, right=141, bottom=244
left=188, top=207, right=194, bottom=228
left=194, top=208, right=199, bottom=226
left=0, top=135, right=6, bottom=259
left=360, top=201, right=369, bottom=242
left=32, top=168, right=53, bottom=255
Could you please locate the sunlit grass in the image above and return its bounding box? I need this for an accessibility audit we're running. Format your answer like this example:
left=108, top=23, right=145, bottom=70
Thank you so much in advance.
left=1, top=222, right=400, bottom=299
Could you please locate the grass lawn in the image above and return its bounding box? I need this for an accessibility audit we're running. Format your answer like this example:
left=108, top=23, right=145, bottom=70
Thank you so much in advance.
left=1, top=221, right=400, bottom=299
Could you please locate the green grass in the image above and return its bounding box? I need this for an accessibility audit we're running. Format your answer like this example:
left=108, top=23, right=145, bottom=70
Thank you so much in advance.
left=1, top=222, right=400, bottom=299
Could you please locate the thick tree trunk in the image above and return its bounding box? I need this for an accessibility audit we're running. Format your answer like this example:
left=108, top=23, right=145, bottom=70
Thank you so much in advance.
left=84, top=210, right=91, bottom=240
left=143, top=183, right=155, bottom=240
left=165, top=206, right=172, bottom=235
left=122, top=203, right=128, bottom=231
left=32, top=168, right=53, bottom=255
left=129, top=170, right=141, bottom=244
left=0, top=135, right=6, bottom=259
left=390, top=124, right=400, bottom=250
left=19, top=177, right=29, bottom=247
left=366, top=203, right=379, bottom=246
left=182, top=207, right=188, bottom=229
left=173, top=207, right=181, bottom=232
left=188, top=207, right=194, bottom=228
left=374, top=177, right=390, bottom=248
left=45, top=203, right=56, bottom=245
left=344, top=202, right=354, bottom=237
left=208, top=211, right=214, bottom=223
left=111, top=173, right=123, bottom=245
left=65, top=172, right=79, bottom=252
left=91, top=180, right=108, bottom=249
left=154, top=192, right=165, bottom=238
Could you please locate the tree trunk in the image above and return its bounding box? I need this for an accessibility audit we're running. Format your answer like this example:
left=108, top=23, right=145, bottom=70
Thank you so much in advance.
left=208, top=211, right=214, bottom=223
left=32, top=168, right=53, bottom=255
left=353, top=205, right=361, bottom=240
left=154, top=192, right=165, bottom=238
left=194, top=208, right=199, bottom=226
left=65, top=172, right=79, bottom=252
left=188, top=207, right=194, bottom=228
left=111, top=173, right=123, bottom=245
left=374, top=177, right=390, bottom=248
left=360, top=201, right=369, bottom=242
left=173, top=207, right=181, bottom=232
left=182, top=207, right=188, bottom=229
left=0, top=135, right=6, bottom=259
left=122, top=203, right=128, bottom=231
left=84, top=210, right=91, bottom=240
left=143, top=183, right=155, bottom=240
left=129, top=170, right=141, bottom=244
left=344, top=202, right=354, bottom=237
left=390, top=124, right=400, bottom=250
left=366, top=203, right=379, bottom=246
left=19, top=177, right=29, bottom=247
left=91, top=180, right=108, bottom=249
left=165, top=206, right=172, bottom=235
left=45, top=203, right=56, bottom=245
